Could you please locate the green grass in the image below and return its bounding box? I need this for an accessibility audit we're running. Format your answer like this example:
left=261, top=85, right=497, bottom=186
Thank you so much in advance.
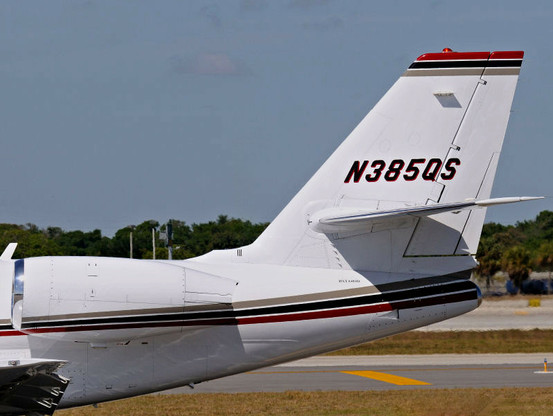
left=58, top=388, right=553, bottom=416
left=328, top=329, right=553, bottom=355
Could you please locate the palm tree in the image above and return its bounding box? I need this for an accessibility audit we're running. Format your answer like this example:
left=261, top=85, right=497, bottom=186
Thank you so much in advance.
left=535, top=241, right=553, bottom=294
left=502, top=246, right=532, bottom=290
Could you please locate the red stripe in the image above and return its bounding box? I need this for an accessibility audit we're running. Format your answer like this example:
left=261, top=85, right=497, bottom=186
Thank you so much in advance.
left=236, top=303, right=393, bottom=325
left=0, top=330, right=27, bottom=337
left=22, top=304, right=393, bottom=334
left=489, top=51, right=524, bottom=60
left=8, top=291, right=478, bottom=336
left=416, top=52, right=490, bottom=61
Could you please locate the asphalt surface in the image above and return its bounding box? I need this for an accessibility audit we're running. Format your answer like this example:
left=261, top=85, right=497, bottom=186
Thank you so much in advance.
left=161, top=354, right=553, bottom=394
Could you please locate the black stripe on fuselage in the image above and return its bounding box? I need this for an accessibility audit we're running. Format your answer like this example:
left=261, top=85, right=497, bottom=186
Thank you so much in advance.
left=19, top=274, right=478, bottom=330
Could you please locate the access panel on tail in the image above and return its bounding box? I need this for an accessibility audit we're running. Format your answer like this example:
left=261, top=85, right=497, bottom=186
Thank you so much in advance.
left=210, top=50, right=530, bottom=276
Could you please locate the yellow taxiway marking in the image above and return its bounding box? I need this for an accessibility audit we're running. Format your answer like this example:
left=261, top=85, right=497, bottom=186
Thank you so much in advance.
left=341, top=370, right=431, bottom=386
left=250, top=366, right=538, bottom=375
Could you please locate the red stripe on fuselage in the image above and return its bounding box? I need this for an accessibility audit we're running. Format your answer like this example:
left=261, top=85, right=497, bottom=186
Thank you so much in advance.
left=18, top=303, right=392, bottom=334
left=236, top=302, right=393, bottom=325
left=0, top=330, right=27, bottom=336
left=4, top=290, right=477, bottom=336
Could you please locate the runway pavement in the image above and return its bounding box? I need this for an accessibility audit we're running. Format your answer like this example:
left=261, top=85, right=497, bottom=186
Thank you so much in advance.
left=160, top=298, right=553, bottom=395
left=162, top=354, right=553, bottom=394
left=419, top=298, right=553, bottom=331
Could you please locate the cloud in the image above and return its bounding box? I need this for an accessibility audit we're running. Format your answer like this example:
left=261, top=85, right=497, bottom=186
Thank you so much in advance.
left=302, top=16, right=344, bottom=31
left=169, top=53, right=252, bottom=76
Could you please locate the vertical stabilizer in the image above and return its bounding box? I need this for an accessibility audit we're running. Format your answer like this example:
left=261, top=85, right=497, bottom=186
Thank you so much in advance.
left=201, top=50, right=524, bottom=276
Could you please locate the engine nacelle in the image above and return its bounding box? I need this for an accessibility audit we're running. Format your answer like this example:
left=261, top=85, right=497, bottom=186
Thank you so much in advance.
left=11, top=257, right=237, bottom=343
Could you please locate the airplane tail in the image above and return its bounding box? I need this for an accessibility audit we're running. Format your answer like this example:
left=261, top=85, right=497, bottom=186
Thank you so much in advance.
left=202, top=50, right=529, bottom=276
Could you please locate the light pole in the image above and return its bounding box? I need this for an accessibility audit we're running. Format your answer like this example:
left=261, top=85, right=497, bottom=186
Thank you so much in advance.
left=127, top=225, right=136, bottom=259
left=149, top=220, right=158, bottom=260
left=152, top=228, right=156, bottom=260
left=167, top=220, right=173, bottom=260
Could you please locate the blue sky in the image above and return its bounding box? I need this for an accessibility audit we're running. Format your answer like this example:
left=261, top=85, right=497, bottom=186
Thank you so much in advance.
left=0, top=0, right=551, bottom=235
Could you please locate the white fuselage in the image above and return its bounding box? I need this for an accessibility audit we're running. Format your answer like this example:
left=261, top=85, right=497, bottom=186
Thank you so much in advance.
left=0, top=256, right=480, bottom=407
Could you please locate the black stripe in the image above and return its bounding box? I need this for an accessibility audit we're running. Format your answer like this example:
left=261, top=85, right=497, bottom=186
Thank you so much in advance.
left=391, top=289, right=475, bottom=309
left=409, top=60, right=521, bottom=69
left=374, top=270, right=472, bottom=292
left=486, top=60, right=523, bottom=68
left=20, top=277, right=478, bottom=329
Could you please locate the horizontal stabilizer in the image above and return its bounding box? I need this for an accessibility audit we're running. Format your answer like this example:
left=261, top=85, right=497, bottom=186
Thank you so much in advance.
left=309, top=197, right=543, bottom=234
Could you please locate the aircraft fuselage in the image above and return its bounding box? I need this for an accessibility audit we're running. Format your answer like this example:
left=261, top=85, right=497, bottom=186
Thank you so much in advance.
left=0, top=256, right=480, bottom=407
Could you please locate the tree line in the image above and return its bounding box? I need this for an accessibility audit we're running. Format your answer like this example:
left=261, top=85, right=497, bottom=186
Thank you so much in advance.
left=477, top=210, right=553, bottom=291
left=1, top=211, right=552, bottom=291
left=0, top=215, right=268, bottom=260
